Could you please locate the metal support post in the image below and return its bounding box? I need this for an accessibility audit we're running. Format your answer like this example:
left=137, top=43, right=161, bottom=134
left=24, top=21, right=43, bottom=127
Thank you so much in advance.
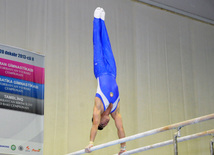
left=210, top=135, right=214, bottom=155
left=173, top=127, right=182, bottom=155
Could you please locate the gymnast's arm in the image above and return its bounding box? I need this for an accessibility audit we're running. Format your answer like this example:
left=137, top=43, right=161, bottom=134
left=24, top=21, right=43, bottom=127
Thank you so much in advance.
left=111, top=102, right=126, bottom=154
left=85, top=98, right=102, bottom=153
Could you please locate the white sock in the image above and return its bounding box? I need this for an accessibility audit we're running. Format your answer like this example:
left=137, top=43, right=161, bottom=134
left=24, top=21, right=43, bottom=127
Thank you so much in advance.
left=94, top=7, right=102, bottom=19
left=101, top=8, right=105, bottom=21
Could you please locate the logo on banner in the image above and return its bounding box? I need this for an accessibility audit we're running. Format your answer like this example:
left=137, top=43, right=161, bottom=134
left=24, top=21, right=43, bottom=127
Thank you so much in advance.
left=0, top=145, right=9, bottom=148
left=32, top=148, right=41, bottom=152
left=25, top=146, right=30, bottom=152
left=11, top=144, right=16, bottom=151
left=18, top=145, right=24, bottom=151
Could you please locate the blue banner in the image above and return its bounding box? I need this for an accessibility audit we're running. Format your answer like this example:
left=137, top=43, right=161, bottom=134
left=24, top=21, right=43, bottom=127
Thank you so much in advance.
left=0, top=75, right=44, bottom=99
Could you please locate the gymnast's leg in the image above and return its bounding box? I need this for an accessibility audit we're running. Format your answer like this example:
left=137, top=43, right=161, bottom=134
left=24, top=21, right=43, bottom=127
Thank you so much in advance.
left=100, top=15, right=117, bottom=78
left=93, top=8, right=106, bottom=79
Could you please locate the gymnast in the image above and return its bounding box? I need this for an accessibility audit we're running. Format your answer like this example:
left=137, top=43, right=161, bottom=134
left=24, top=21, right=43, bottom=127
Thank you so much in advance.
left=85, top=7, right=126, bottom=155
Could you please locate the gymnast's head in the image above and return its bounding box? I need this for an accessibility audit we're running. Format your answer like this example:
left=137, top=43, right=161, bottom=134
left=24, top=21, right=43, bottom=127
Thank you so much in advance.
left=92, top=115, right=110, bottom=130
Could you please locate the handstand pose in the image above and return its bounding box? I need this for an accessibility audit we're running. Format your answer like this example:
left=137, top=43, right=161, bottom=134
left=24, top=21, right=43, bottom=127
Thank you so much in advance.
left=85, top=7, right=126, bottom=154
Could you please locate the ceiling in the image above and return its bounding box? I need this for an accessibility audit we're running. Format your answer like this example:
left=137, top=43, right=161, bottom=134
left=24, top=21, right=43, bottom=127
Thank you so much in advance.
left=137, top=0, right=214, bottom=25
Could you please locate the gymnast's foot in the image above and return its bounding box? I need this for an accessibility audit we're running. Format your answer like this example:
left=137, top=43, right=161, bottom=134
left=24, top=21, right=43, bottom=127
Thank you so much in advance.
left=94, top=7, right=105, bottom=21
left=101, top=8, right=105, bottom=21
left=94, top=7, right=102, bottom=19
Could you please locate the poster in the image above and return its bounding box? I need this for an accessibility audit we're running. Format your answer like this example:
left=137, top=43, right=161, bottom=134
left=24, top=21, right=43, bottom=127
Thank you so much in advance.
left=0, top=44, right=45, bottom=155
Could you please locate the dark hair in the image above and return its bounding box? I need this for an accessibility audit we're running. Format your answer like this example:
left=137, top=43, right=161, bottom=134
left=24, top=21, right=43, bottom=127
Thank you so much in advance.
left=92, top=118, right=103, bottom=130
left=98, top=126, right=103, bottom=130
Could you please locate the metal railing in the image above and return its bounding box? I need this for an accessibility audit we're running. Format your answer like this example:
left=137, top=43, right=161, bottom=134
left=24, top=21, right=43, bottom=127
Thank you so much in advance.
left=122, top=129, right=214, bottom=154
left=67, top=113, right=214, bottom=155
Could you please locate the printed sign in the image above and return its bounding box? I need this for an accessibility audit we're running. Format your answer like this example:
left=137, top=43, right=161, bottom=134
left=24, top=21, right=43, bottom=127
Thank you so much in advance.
left=0, top=44, right=45, bottom=155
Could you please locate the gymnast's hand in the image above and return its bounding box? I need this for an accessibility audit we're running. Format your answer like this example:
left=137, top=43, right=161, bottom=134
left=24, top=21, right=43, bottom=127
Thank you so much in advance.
left=118, top=150, right=126, bottom=155
left=118, top=146, right=126, bottom=155
left=85, top=141, right=94, bottom=153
